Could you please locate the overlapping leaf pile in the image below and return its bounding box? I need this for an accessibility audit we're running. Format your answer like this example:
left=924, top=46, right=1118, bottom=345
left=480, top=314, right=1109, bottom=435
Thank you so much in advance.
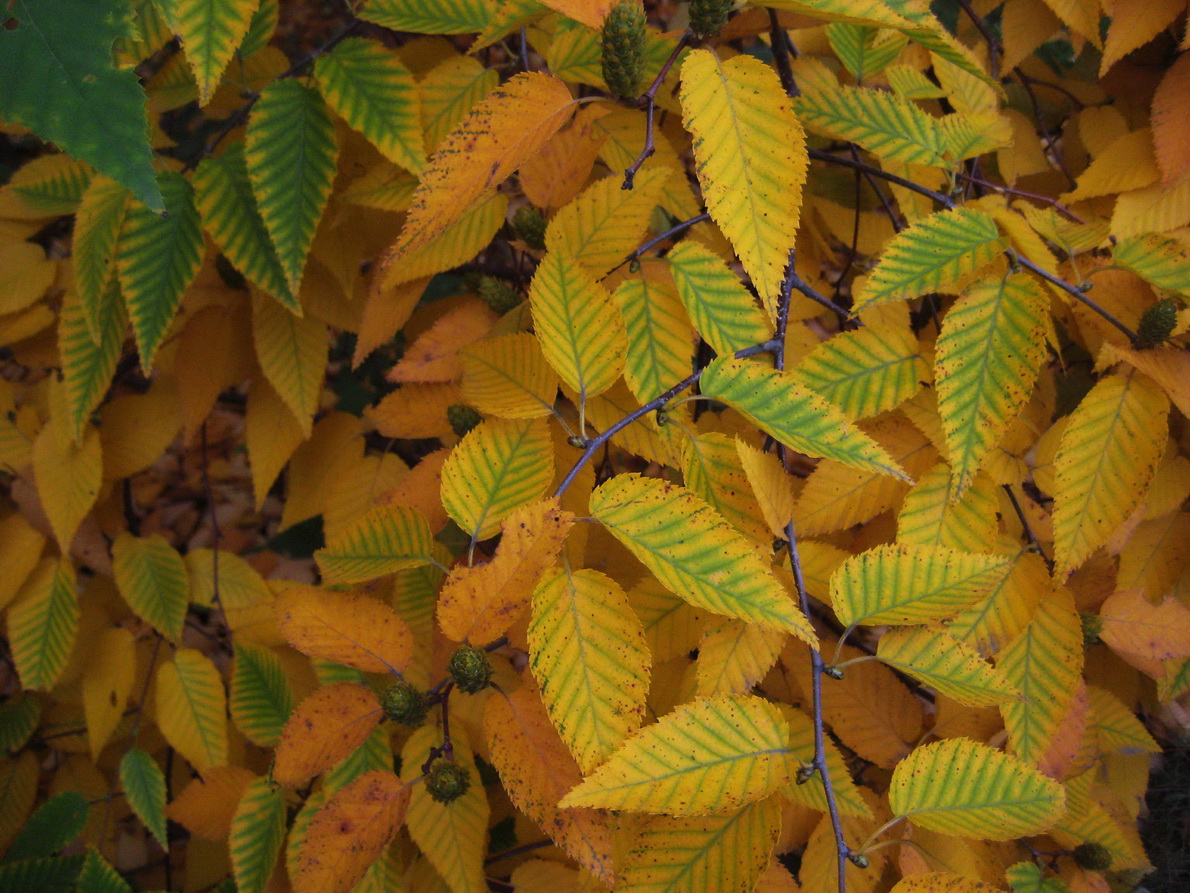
left=0, top=0, right=1188, bottom=891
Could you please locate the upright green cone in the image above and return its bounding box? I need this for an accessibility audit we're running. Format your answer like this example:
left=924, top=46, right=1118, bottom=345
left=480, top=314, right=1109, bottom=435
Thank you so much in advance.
left=601, top=1, right=647, bottom=100
left=689, top=0, right=734, bottom=40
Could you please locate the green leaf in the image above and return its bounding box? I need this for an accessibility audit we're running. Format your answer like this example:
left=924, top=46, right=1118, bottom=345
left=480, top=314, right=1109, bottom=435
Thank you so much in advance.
left=120, top=747, right=168, bottom=850
left=60, top=284, right=127, bottom=441
left=825, top=24, right=908, bottom=81
left=240, top=0, right=278, bottom=57
left=699, top=358, right=910, bottom=479
left=359, top=0, right=493, bottom=34
left=935, top=274, right=1049, bottom=493
left=231, top=642, right=295, bottom=748
left=0, top=0, right=161, bottom=211
left=794, top=84, right=945, bottom=165
left=1112, top=232, right=1190, bottom=297
left=112, top=532, right=191, bottom=642
left=1005, top=861, right=1071, bottom=893
left=589, top=474, right=814, bottom=639
left=246, top=79, right=339, bottom=296
left=315, top=505, right=437, bottom=585
left=116, top=171, right=204, bottom=371
left=876, top=625, right=1019, bottom=706
left=889, top=738, right=1065, bottom=839
left=315, top=37, right=424, bottom=174
left=75, top=848, right=133, bottom=893
left=853, top=207, right=1006, bottom=312
left=193, top=142, right=298, bottom=311
left=4, top=791, right=87, bottom=862
left=0, top=694, right=41, bottom=753
left=172, top=0, right=261, bottom=105
left=613, top=272, right=695, bottom=408
left=667, top=242, right=770, bottom=358
left=73, top=174, right=129, bottom=339
left=831, top=543, right=1013, bottom=627
left=251, top=293, right=327, bottom=437
left=0, top=154, right=93, bottom=219
left=0, top=855, right=83, bottom=893
left=791, top=326, right=928, bottom=420
left=7, top=557, right=78, bottom=692
left=230, top=777, right=286, bottom=893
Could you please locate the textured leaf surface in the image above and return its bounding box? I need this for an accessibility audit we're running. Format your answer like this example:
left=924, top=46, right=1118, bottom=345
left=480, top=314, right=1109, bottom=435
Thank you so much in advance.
left=1098, top=587, right=1190, bottom=661
left=529, top=567, right=650, bottom=773
left=440, top=417, right=554, bottom=541
left=792, top=326, right=928, bottom=420
left=529, top=251, right=627, bottom=402
left=81, top=627, right=136, bottom=759
left=781, top=705, right=872, bottom=817
left=700, top=358, right=910, bottom=479
left=696, top=619, right=785, bottom=697
left=294, top=771, right=410, bottom=893
left=680, top=49, right=807, bottom=318
left=194, top=142, right=297, bottom=309
left=174, top=0, right=259, bottom=105
left=1052, top=373, right=1169, bottom=577
left=246, top=79, right=339, bottom=295
left=853, top=207, right=1006, bottom=311
left=7, top=557, right=77, bottom=692
left=116, top=172, right=204, bottom=371
left=277, top=585, right=413, bottom=675
left=560, top=694, right=797, bottom=816
left=795, top=84, right=946, bottom=165
left=72, top=175, right=129, bottom=338
left=614, top=270, right=694, bottom=406
left=831, top=544, right=1013, bottom=627
left=315, top=505, right=436, bottom=585
left=889, top=738, right=1065, bottom=838
left=897, top=463, right=1000, bottom=551
left=315, top=38, right=424, bottom=174
left=438, top=498, right=575, bottom=644
left=459, top=333, right=559, bottom=419
left=0, top=0, right=161, bottom=210
left=156, top=649, right=228, bottom=772
left=935, top=275, right=1049, bottom=491
left=230, top=776, right=286, bottom=893
left=274, top=683, right=382, bottom=787
left=112, top=532, right=190, bottom=642
left=252, top=294, right=327, bottom=436
left=230, top=642, right=294, bottom=748
left=359, top=0, right=491, bottom=33
left=590, top=474, right=814, bottom=639
left=59, top=286, right=126, bottom=441
left=876, top=625, right=1018, bottom=706
left=120, top=748, right=167, bottom=850
left=32, top=421, right=101, bottom=549
left=667, top=242, right=770, bottom=358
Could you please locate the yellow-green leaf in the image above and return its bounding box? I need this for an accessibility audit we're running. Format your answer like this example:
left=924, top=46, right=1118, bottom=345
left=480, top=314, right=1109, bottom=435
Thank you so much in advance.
left=589, top=474, right=814, bottom=639
left=1112, top=232, right=1190, bottom=297
left=173, top=0, right=261, bottom=105
left=72, top=174, right=129, bottom=340
left=276, top=584, right=413, bottom=675
left=679, top=49, right=808, bottom=318
left=613, top=269, right=694, bottom=407
left=560, top=694, right=798, bottom=816
left=1086, top=686, right=1160, bottom=754
left=935, top=274, right=1049, bottom=493
left=230, top=642, right=294, bottom=749
left=59, top=284, right=127, bottom=440
left=315, top=37, right=424, bottom=174
left=112, top=532, right=191, bottom=642
left=440, top=417, right=554, bottom=541
left=667, top=241, right=770, bottom=358
left=315, top=505, right=436, bottom=585
left=683, top=432, right=771, bottom=546
left=230, top=776, right=286, bottom=893
left=156, top=648, right=228, bottom=772
left=252, top=293, right=327, bottom=437
left=1052, top=373, right=1169, bottom=578
left=876, top=625, right=1018, bottom=706
left=120, top=747, right=168, bottom=850
left=831, top=543, right=1013, bottom=627
left=31, top=418, right=101, bottom=547
left=7, top=557, right=77, bottom=692
left=852, top=207, right=1006, bottom=312
left=360, top=0, right=492, bottom=33
left=185, top=548, right=271, bottom=609
left=246, top=79, right=339, bottom=295
left=794, top=84, right=946, bottom=165
left=699, top=358, right=910, bottom=479
left=459, top=332, right=559, bottom=419
left=529, top=251, right=627, bottom=403
left=781, top=705, right=872, bottom=818
left=695, top=619, right=785, bottom=697
left=791, top=325, right=928, bottom=420
left=889, top=738, right=1065, bottom=838
left=897, top=463, right=999, bottom=552
left=529, top=566, right=651, bottom=773
left=417, top=55, right=498, bottom=154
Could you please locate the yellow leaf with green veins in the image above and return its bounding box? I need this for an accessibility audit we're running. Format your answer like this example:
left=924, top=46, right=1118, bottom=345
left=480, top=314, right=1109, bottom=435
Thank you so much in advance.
left=230, top=776, right=286, bottom=893
left=680, top=49, right=808, bottom=319
left=590, top=474, right=815, bottom=640
left=794, top=84, right=946, bottom=165
left=315, top=505, right=436, bottom=585
left=529, top=566, right=650, bottom=773
left=156, top=649, right=228, bottom=773
left=72, top=174, right=129, bottom=340
left=613, top=269, right=694, bottom=409
left=59, top=284, right=127, bottom=441
left=683, top=432, right=772, bottom=546
left=897, top=464, right=1000, bottom=552
left=876, top=625, right=1019, bottom=706
left=251, top=293, right=327, bottom=438
left=172, top=0, right=261, bottom=105
left=417, top=55, right=498, bottom=154
left=112, top=532, right=191, bottom=642
left=359, top=0, right=492, bottom=34
left=667, top=241, right=771, bottom=358
left=560, top=694, right=798, bottom=816
left=7, top=557, right=77, bottom=692
left=459, top=332, right=559, bottom=420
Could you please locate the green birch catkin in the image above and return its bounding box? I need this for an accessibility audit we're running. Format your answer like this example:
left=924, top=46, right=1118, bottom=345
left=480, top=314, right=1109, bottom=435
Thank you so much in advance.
left=601, top=1, right=647, bottom=100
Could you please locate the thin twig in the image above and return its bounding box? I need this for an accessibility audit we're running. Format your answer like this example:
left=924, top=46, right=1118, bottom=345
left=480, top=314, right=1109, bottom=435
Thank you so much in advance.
left=603, top=211, right=711, bottom=279
left=1002, top=484, right=1054, bottom=572
left=954, top=0, right=1000, bottom=79
left=519, top=26, right=530, bottom=73
left=200, top=420, right=233, bottom=645
left=768, top=10, right=800, bottom=97
left=1014, top=72, right=1077, bottom=190
left=952, top=171, right=1085, bottom=223
left=622, top=33, right=690, bottom=190
left=484, top=839, right=553, bottom=866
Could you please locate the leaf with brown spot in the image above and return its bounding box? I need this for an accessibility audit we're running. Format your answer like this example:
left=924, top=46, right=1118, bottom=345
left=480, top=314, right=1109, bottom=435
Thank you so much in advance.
left=274, top=683, right=383, bottom=787
left=276, top=584, right=414, bottom=675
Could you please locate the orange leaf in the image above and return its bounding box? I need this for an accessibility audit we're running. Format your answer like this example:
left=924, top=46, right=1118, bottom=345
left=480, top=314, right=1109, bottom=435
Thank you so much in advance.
left=537, top=0, right=615, bottom=29
left=274, top=683, right=383, bottom=787
left=386, top=298, right=498, bottom=383
left=1152, top=53, right=1190, bottom=185
left=293, top=770, right=410, bottom=893
left=166, top=766, right=257, bottom=841
left=1100, top=0, right=1185, bottom=74
left=377, top=449, right=452, bottom=532
left=1099, top=588, right=1190, bottom=662
left=354, top=275, right=432, bottom=368
left=276, top=584, right=414, bottom=674
left=367, top=383, right=462, bottom=439
left=437, top=498, right=575, bottom=645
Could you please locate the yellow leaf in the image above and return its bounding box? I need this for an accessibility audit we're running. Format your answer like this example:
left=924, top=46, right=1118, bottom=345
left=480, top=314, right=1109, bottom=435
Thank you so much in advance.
left=560, top=694, right=798, bottom=816
left=245, top=377, right=306, bottom=509
left=384, top=72, right=574, bottom=260
left=898, top=464, right=1000, bottom=552
left=679, top=49, right=807, bottom=319
left=1063, top=129, right=1159, bottom=202
left=314, top=504, right=436, bottom=585
left=7, top=556, right=78, bottom=692
left=696, top=619, right=785, bottom=697
left=459, top=332, right=559, bottom=420
left=1052, top=373, right=1169, bottom=578
left=293, top=771, right=410, bottom=893
left=367, top=383, right=460, bottom=439
left=99, top=379, right=182, bottom=480
left=0, top=242, right=55, bottom=316
left=537, top=0, right=614, bottom=29
left=166, top=766, right=256, bottom=841
left=353, top=275, right=432, bottom=367
left=0, top=512, right=45, bottom=612
left=519, top=105, right=607, bottom=212
left=484, top=685, right=615, bottom=883
left=1099, top=588, right=1190, bottom=661
left=947, top=551, right=1049, bottom=658
left=276, top=584, right=414, bottom=674
left=529, top=566, right=650, bottom=773
left=1099, top=0, right=1184, bottom=74
left=735, top=437, right=798, bottom=539
left=779, top=704, right=872, bottom=818
left=32, top=421, right=101, bottom=549
left=274, top=683, right=383, bottom=787
left=387, top=296, right=499, bottom=383
left=683, top=432, right=772, bottom=546
left=438, top=497, right=575, bottom=644
left=876, top=625, right=1018, bottom=707
left=889, top=874, right=1002, bottom=892
left=380, top=191, right=508, bottom=291
left=81, top=627, right=136, bottom=759
left=252, top=292, right=328, bottom=438
left=156, top=649, right=228, bottom=773
left=112, top=532, right=191, bottom=642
